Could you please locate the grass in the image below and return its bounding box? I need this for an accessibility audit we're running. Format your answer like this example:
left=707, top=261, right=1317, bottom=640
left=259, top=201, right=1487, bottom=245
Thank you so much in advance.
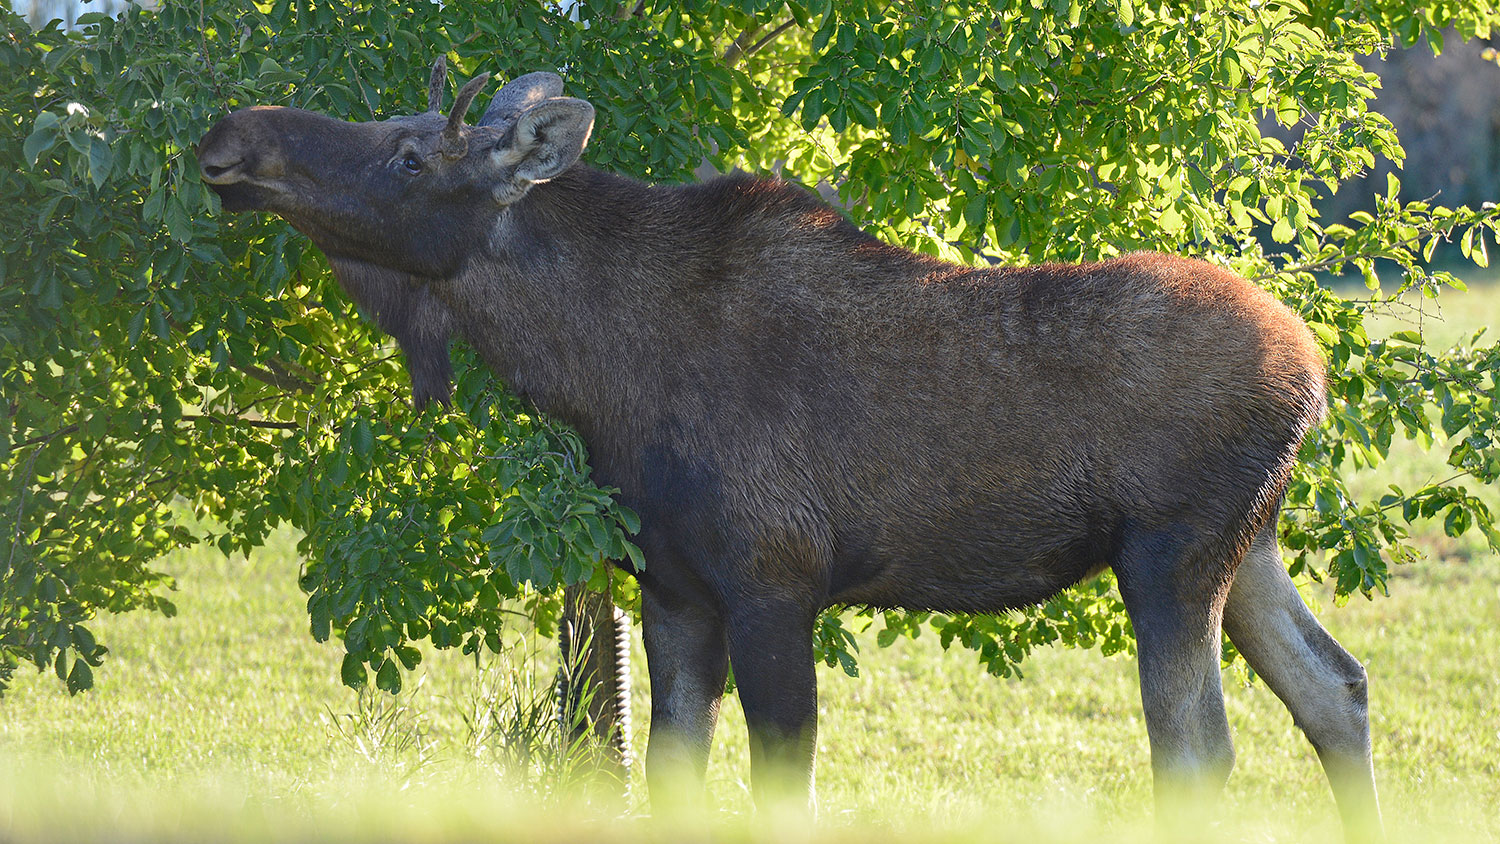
left=2, top=281, right=1499, bottom=842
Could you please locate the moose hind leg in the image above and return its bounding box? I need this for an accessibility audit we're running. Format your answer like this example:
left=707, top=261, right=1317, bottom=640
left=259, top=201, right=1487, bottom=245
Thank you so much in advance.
left=640, top=586, right=730, bottom=806
left=1114, top=525, right=1237, bottom=815
left=1223, top=523, right=1381, bottom=840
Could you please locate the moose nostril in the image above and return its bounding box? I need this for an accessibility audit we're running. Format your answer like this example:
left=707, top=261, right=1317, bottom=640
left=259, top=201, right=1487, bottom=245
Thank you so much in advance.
left=201, top=159, right=245, bottom=183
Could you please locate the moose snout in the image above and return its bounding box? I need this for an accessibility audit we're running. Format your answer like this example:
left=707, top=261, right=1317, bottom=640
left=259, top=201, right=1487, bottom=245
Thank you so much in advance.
left=197, top=106, right=290, bottom=185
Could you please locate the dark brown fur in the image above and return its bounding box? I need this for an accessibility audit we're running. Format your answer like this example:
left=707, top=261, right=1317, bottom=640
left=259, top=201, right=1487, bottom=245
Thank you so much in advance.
left=198, top=66, right=1379, bottom=836
left=445, top=165, right=1325, bottom=614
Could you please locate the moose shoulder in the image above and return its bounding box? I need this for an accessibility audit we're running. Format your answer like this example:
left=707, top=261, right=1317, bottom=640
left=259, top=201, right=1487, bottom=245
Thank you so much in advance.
left=198, top=60, right=1381, bottom=839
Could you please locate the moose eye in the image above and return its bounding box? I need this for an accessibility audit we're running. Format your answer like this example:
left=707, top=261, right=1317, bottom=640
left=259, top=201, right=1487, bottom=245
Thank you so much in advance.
left=400, top=154, right=423, bottom=174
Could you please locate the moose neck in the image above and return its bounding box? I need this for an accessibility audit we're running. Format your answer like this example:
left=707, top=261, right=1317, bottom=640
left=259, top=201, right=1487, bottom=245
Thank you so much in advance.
left=440, top=164, right=693, bottom=468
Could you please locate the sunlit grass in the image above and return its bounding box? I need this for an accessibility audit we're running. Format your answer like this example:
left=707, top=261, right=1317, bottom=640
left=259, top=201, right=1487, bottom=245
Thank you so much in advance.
left=3, top=529, right=1497, bottom=841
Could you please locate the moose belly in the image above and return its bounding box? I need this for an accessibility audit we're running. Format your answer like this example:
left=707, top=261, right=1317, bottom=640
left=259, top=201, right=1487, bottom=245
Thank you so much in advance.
left=825, top=504, right=1116, bottom=614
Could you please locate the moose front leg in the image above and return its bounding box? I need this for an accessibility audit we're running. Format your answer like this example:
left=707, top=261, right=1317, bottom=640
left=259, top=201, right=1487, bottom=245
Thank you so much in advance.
left=726, top=598, right=820, bottom=809
left=641, top=585, right=729, bottom=806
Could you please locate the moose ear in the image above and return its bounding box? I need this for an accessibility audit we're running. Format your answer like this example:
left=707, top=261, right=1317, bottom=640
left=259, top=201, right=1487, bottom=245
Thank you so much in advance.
left=497, top=97, right=594, bottom=184
left=479, top=71, right=565, bottom=128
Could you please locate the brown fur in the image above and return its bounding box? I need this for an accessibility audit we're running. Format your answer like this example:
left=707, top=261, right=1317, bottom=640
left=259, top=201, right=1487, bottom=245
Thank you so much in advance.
left=197, top=69, right=1380, bottom=836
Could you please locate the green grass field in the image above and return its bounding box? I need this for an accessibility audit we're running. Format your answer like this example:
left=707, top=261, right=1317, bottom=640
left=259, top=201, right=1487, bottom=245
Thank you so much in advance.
left=3, top=281, right=1498, bottom=843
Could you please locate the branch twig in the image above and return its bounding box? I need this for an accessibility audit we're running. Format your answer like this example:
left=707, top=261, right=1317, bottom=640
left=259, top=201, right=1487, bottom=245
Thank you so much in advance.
left=228, top=357, right=318, bottom=393
left=728, top=19, right=797, bottom=67
left=182, top=413, right=300, bottom=431
left=11, top=424, right=80, bottom=450
left=196, top=0, right=226, bottom=102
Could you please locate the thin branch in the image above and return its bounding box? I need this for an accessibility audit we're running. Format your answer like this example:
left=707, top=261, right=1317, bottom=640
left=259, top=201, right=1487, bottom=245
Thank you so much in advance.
left=182, top=413, right=301, bottom=431
left=1254, top=209, right=1500, bottom=284
left=159, top=311, right=319, bottom=394
left=348, top=351, right=401, bottom=377
left=1074, top=77, right=1169, bottom=109
left=1283, top=472, right=1477, bottom=516
left=740, top=19, right=798, bottom=63
left=14, top=411, right=301, bottom=452
left=196, top=0, right=227, bottom=102
left=7, top=445, right=43, bottom=574
left=228, top=357, right=318, bottom=394
left=11, top=424, right=80, bottom=450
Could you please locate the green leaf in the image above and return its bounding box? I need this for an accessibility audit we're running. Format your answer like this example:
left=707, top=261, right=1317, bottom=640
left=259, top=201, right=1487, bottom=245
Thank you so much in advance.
left=340, top=653, right=367, bottom=688
left=352, top=417, right=373, bottom=459
left=1271, top=216, right=1295, bottom=243
left=127, top=307, right=147, bottom=345
left=23, top=113, right=59, bottom=167
left=395, top=645, right=421, bottom=670
left=623, top=540, right=645, bottom=572
left=918, top=46, right=943, bottom=78
left=310, top=609, right=331, bottom=642
left=143, top=186, right=165, bottom=222
left=149, top=302, right=168, bottom=340
left=1276, top=95, right=1300, bottom=126
left=1157, top=204, right=1184, bottom=235
left=88, top=136, right=114, bottom=189
left=164, top=195, right=191, bottom=242
left=66, top=659, right=93, bottom=695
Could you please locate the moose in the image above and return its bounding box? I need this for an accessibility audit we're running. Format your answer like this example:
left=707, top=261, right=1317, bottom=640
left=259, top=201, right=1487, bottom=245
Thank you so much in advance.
left=198, top=60, right=1380, bottom=836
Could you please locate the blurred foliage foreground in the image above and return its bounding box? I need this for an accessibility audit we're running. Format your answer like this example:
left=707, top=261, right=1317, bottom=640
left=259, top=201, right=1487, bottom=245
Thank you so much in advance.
left=3, top=0, right=1500, bottom=697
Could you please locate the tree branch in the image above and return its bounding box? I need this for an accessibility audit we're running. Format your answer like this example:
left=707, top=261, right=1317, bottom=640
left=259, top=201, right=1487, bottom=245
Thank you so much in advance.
left=727, top=19, right=797, bottom=67
left=745, top=19, right=797, bottom=60
left=228, top=356, right=318, bottom=394
left=11, top=424, right=80, bottom=450
left=722, top=24, right=764, bottom=68
left=11, top=410, right=301, bottom=452
left=195, top=0, right=226, bottom=102
left=182, top=413, right=301, bottom=431
left=1253, top=207, right=1500, bottom=284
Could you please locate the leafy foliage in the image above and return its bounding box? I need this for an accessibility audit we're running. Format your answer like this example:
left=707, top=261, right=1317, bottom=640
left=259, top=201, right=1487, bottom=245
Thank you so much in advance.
left=3, top=0, right=1498, bottom=693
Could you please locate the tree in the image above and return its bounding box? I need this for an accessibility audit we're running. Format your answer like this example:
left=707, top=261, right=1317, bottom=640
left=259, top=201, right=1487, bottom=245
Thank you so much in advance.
left=4, top=0, right=1498, bottom=697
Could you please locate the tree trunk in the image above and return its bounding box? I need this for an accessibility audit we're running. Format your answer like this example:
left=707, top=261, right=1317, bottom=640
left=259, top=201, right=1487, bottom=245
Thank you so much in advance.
left=556, top=582, right=633, bottom=785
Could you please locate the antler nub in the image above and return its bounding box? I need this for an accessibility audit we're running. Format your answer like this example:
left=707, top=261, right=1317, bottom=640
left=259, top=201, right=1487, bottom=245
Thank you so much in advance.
left=441, top=72, right=491, bottom=159
left=427, top=56, right=448, bottom=113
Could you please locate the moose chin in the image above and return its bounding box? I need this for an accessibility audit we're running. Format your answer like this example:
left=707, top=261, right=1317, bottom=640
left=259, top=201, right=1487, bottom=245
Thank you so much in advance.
left=199, top=57, right=1381, bottom=840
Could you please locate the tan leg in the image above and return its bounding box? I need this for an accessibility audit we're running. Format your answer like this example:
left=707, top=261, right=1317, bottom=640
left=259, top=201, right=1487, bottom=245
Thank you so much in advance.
left=1223, top=524, right=1383, bottom=842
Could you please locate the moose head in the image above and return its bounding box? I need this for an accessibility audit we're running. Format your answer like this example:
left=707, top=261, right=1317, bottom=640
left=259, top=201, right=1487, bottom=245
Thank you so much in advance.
left=198, top=58, right=595, bottom=407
